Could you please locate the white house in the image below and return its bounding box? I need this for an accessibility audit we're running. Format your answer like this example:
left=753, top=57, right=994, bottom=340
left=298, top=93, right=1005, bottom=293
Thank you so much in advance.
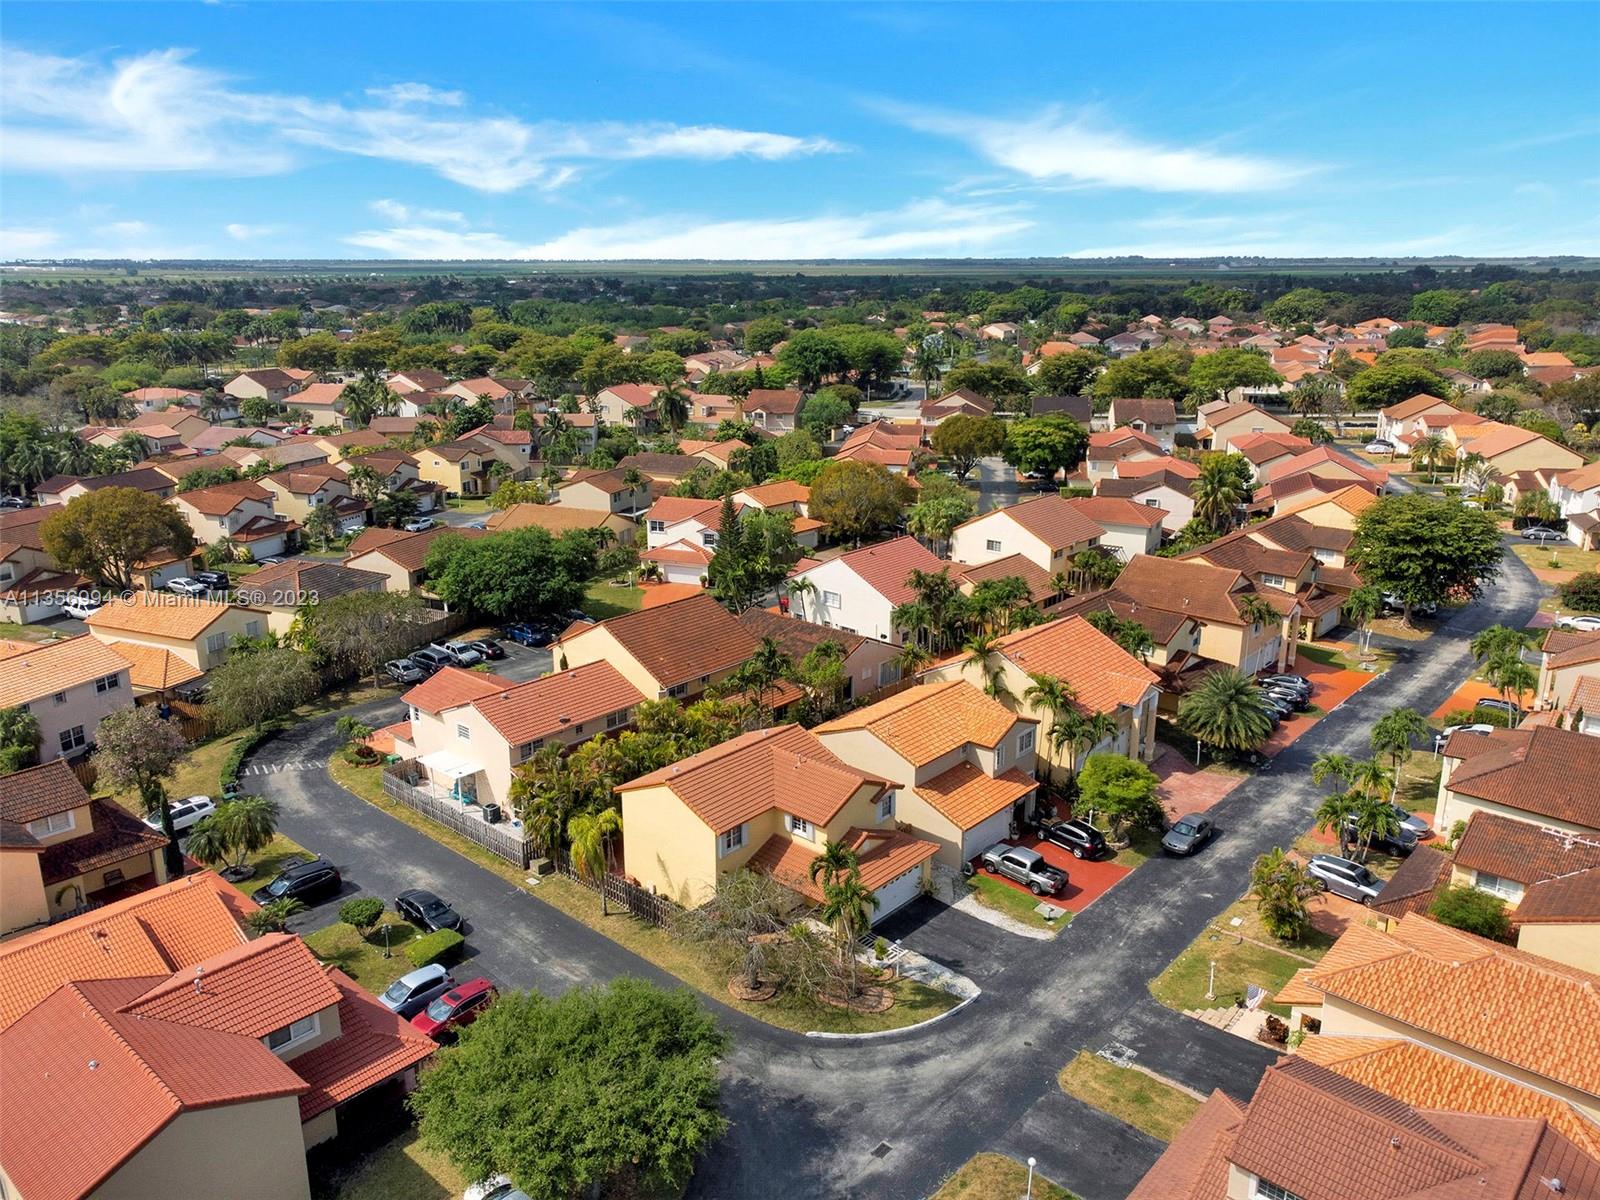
left=787, top=536, right=945, bottom=645
left=949, top=495, right=1105, bottom=574
left=1549, top=462, right=1600, bottom=550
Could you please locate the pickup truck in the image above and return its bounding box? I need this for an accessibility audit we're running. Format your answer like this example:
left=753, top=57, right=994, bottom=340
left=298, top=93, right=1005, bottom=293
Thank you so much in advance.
left=974, top=843, right=1068, bottom=896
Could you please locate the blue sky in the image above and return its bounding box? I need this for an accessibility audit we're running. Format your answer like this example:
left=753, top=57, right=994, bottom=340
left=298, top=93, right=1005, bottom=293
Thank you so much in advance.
left=3, top=2, right=1598, bottom=261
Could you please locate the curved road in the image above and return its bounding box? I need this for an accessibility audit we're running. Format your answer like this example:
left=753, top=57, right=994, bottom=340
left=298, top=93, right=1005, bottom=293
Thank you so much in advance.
left=245, top=542, right=1542, bottom=1200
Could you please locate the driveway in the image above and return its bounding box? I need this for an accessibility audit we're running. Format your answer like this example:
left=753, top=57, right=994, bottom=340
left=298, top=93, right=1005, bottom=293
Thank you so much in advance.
left=240, top=543, right=1544, bottom=1200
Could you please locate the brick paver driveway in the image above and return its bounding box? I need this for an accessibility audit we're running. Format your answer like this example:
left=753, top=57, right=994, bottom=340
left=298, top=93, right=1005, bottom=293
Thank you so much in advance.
left=1152, top=745, right=1246, bottom=821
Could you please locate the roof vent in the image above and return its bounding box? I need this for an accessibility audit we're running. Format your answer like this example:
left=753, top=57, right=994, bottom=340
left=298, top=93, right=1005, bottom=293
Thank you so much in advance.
left=193, top=965, right=205, bottom=995
left=1545, top=1180, right=1565, bottom=1194
left=1389, top=1136, right=1402, bottom=1150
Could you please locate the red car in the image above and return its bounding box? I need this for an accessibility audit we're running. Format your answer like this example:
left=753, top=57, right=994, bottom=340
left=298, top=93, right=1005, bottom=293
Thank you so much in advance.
left=409, top=977, right=496, bottom=1038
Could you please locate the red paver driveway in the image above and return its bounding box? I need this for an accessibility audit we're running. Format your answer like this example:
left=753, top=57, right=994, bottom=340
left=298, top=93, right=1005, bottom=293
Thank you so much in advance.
left=1152, top=746, right=1244, bottom=822
left=969, top=834, right=1132, bottom=912
left=1430, top=678, right=1504, bottom=720
left=1261, top=655, right=1378, bottom=756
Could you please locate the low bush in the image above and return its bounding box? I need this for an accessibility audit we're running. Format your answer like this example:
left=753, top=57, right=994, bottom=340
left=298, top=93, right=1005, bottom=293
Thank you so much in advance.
left=406, top=929, right=465, bottom=969
left=1440, top=707, right=1511, bottom=729
left=219, top=721, right=285, bottom=793
left=339, top=898, right=384, bottom=933
left=1430, top=883, right=1511, bottom=940
left=1557, top=571, right=1600, bottom=613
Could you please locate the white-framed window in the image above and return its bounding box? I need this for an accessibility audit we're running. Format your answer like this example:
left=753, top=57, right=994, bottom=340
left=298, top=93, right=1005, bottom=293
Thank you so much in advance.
left=518, top=739, right=543, bottom=761
left=986, top=539, right=1002, bottom=552
left=787, top=814, right=814, bottom=841
left=456, top=724, right=470, bottom=741
left=878, top=791, right=895, bottom=822
left=667, top=682, right=688, bottom=698
left=95, top=673, right=121, bottom=693
left=994, top=741, right=1008, bottom=770
left=606, top=709, right=628, bottom=730
left=53, top=691, right=67, bottom=705
left=266, top=1013, right=320, bottom=1053
left=1018, top=729, right=1035, bottom=754
left=245, top=620, right=261, bottom=638
left=205, top=632, right=228, bottom=655
left=822, top=590, right=842, bottom=607
left=1053, top=547, right=1065, bottom=559
left=58, top=725, right=86, bottom=753
left=1252, top=1180, right=1307, bottom=1200
left=27, top=810, right=75, bottom=837
left=1261, top=573, right=1286, bottom=590
left=719, top=824, right=746, bottom=857
left=1474, top=870, right=1522, bottom=901
left=648, top=520, right=665, bottom=533
left=1144, top=497, right=1160, bottom=506
left=702, top=531, right=718, bottom=547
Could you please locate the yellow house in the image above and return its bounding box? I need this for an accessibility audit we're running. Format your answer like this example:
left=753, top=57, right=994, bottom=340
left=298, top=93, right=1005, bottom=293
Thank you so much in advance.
left=816, top=680, right=1040, bottom=867
left=1451, top=421, right=1586, bottom=477
left=342, top=525, right=484, bottom=593
left=0, top=759, right=170, bottom=935
left=257, top=464, right=356, bottom=524
left=232, top=559, right=387, bottom=636
left=171, top=479, right=300, bottom=560
left=86, top=592, right=271, bottom=671
left=617, top=723, right=938, bottom=918
left=1273, top=483, right=1377, bottom=532
left=1195, top=400, right=1294, bottom=452
left=413, top=441, right=493, bottom=497
left=555, top=591, right=758, bottom=701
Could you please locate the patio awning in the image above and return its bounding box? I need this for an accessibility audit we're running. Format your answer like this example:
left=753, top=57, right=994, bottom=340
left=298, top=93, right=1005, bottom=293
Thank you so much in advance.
left=418, top=750, right=483, bottom=780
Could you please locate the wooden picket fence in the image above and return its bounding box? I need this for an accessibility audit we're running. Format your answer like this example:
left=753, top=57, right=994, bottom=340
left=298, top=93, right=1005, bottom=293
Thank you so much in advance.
left=554, top=857, right=679, bottom=929
left=381, top=767, right=532, bottom=869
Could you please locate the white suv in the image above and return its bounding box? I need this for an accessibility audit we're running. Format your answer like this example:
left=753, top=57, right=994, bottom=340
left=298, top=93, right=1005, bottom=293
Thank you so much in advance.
left=143, top=795, right=217, bottom=836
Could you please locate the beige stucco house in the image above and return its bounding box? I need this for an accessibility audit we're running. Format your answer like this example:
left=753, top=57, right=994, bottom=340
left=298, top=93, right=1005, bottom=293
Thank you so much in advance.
left=554, top=592, right=757, bottom=701
left=87, top=593, right=270, bottom=672
left=950, top=494, right=1106, bottom=574
left=0, top=635, right=134, bottom=762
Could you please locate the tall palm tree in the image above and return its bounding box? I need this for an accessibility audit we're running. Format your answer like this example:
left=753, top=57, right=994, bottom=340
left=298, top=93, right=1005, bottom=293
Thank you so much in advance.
left=818, top=872, right=878, bottom=998
left=808, top=840, right=861, bottom=893
left=963, top=632, right=1007, bottom=699
left=566, top=807, right=623, bottom=914
left=1063, top=710, right=1118, bottom=768
left=1344, top=584, right=1383, bottom=658
left=1236, top=593, right=1279, bottom=631
left=1176, top=667, right=1273, bottom=764
left=891, top=641, right=933, bottom=677
left=913, top=340, right=943, bottom=400
left=1023, top=673, right=1076, bottom=773
left=509, top=744, right=580, bottom=857
left=1370, top=707, right=1428, bottom=799
left=656, top=384, right=691, bottom=432
left=1192, top=456, right=1246, bottom=530
left=785, top=576, right=817, bottom=621
left=724, top=636, right=793, bottom=727
left=1313, top=789, right=1361, bottom=859
left=1483, top=652, right=1536, bottom=725
left=1249, top=846, right=1315, bottom=940
left=1070, top=547, right=1122, bottom=592
left=1410, top=433, right=1449, bottom=484
left=1310, top=751, right=1355, bottom=789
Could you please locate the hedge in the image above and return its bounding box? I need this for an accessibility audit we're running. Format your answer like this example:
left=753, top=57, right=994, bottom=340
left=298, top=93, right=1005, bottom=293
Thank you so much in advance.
left=338, top=898, right=385, bottom=932
left=219, top=720, right=287, bottom=793
left=406, top=929, right=465, bottom=969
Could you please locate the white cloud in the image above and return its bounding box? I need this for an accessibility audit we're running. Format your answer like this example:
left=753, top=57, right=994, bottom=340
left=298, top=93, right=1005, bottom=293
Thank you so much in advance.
left=883, top=102, right=1312, bottom=193
left=0, top=44, right=841, bottom=192
left=369, top=199, right=467, bottom=226
left=1, top=227, right=62, bottom=256
left=343, top=199, right=1034, bottom=260
left=224, top=222, right=286, bottom=240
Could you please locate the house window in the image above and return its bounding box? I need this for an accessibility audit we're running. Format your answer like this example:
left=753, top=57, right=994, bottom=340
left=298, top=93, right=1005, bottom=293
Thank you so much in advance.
left=719, top=824, right=746, bottom=857
left=53, top=691, right=67, bottom=705
left=787, top=814, right=814, bottom=841
left=702, top=531, right=718, bottom=547
left=667, top=682, right=689, bottom=698
left=606, top=709, right=628, bottom=730
left=58, top=725, right=86, bottom=753
left=1252, top=1180, right=1307, bottom=1200
left=648, top=520, right=666, bottom=533
left=994, top=741, right=1008, bottom=770
left=985, top=539, right=1003, bottom=553
left=95, top=673, right=121, bottom=693
left=878, top=791, right=895, bottom=822
left=1018, top=729, right=1035, bottom=755
left=1474, top=870, right=1522, bottom=901
left=821, top=590, right=842, bottom=607
left=102, top=868, right=125, bottom=887
left=456, top=724, right=470, bottom=741
left=1144, top=498, right=1160, bottom=506
left=27, top=810, right=75, bottom=837
left=1261, top=574, right=1286, bottom=589
left=266, top=1014, right=320, bottom=1053
left=245, top=620, right=261, bottom=638
left=518, top=739, right=543, bottom=761
left=205, top=632, right=228, bottom=655
left=1053, top=547, right=1064, bottom=559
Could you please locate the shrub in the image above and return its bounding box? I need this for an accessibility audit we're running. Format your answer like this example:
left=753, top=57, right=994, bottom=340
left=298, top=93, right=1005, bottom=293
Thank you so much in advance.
left=1557, top=571, right=1600, bottom=613
left=219, top=721, right=285, bottom=794
left=1430, top=883, right=1511, bottom=940
left=1440, top=707, right=1510, bottom=729
left=406, top=929, right=465, bottom=968
left=339, top=898, right=385, bottom=933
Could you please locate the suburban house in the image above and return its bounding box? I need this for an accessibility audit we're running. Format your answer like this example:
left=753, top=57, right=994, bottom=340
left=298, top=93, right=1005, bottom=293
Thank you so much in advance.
left=1547, top=461, right=1600, bottom=549
left=223, top=367, right=302, bottom=406
left=460, top=426, right=535, bottom=474
left=285, top=382, right=348, bottom=429
left=338, top=449, right=444, bottom=514
left=1229, top=431, right=1314, bottom=482
left=617, top=723, right=939, bottom=920
left=1194, top=400, right=1294, bottom=452
left=1436, top=724, right=1600, bottom=839
left=233, top=559, right=387, bottom=635
left=1105, top=397, right=1178, bottom=451
left=0, top=874, right=435, bottom=1200
left=1058, top=495, right=1167, bottom=560
left=554, top=469, right=653, bottom=516
left=1273, top=482, right=1378, bottom=532
left=529, top=410, right=599, bottom=456
left=0, top=509, right=86, bottom=625
left=834, top=422, right=921, bottom=472
left=385, top=368, right=449, bottom=395
left=732, top=480, right=813, bottom=519
left=444, top=376, right=532, bottom=409
left=87, top=593, right=270, bottom=672
left=923, top=615, right=1160, bottom=779
left=1180, top=524, right=1356, bottom=640
left=303, top=429, right=389, bottom=463
left=343, top=525, right=483, bottom=593
left=787, top=535, right=946, bottom=644
left=187, top=425, right=286, bottom=455
left=219, top=440, right=330, bottom=473
left=1445, top=420, right=1586, bottom=478
left=257, top=462, right=360, bottom=525
left=592, top=383, right=660, bottom=429
left=1376, top=393, right=1472, bottom=448
left=1082, top=427, right=1166, bottom=484
left=392, top=662, right=645, bottom=812
left=1130, top=1052, right=1600, bottom=1200
left=617, top=452, right=708, bottom=484
left=129, top=408, right=212, bottom=445
left=1028, top=394, right=1093, bottom=424
left=920, top=388, right=995, bottom=424
left=35, top=466, right=176, bottom=506
left=555, top=591, right=758, bottom=701
left=817, top=680, right=1040, bottom=868
left=123, top=385, right=203, bottom=412
left=645, top=496, right=823, bottom=554
left=172, top=480, right=300, bottom=560
left=738, top=606, right=901, bottom=700
left=949, top=494, right=1105, bottom=573
left=674, top=439, right=747, bottom=471
left=1095, top=468, right=1195, bottom=528
left=1537, top=629, right=1600, bottom=709
left=743, top=388, right=806, bottom=433
left=485, top=502, right=636, bottom=543
left=0, top=635, right=135, bottom=762
left=0, top=758, right=170, bottom=935
left=639, top=539, right=714, bottom=586
left=412, top=441, right=495, bottom=497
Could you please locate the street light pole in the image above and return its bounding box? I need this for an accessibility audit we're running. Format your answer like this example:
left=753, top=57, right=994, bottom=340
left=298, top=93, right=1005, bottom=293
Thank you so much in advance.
left=1206, top=959, right=1216, bottom=1001
left=1024, top=1156, right=1036, bottom=1200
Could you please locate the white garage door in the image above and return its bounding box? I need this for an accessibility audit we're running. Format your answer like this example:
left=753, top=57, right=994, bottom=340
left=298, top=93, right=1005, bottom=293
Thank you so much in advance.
left=871, top=867, right=924, bottom=924
left=962, top=807, right=1016, bottom=863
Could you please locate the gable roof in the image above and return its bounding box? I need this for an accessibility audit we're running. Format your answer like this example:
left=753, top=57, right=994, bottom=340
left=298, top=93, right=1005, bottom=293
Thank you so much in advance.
left=1199, top=401, right=1290, bottom=432
left=1455, top=810, right=1600, bottom=886
left=344, top=524, right=484, bottom=573
left=1443, top=724, right=1600, bottom=828
left=744, top=388, right=805, bottom=415
left=484, top=503, right=624, bottom=534
left=1118, top=454, right=1201, bottom=481
left=233, top=559, right=386, bottom=607
left=36, top=467, right=173, bottom=496
left=402, top=665, right=514, bottom=715
left=817, top=678, right=1026, bottom=766
left=811, top=535, right=946, bottom=607
left=988, top=615, right=1159, bottom=716
left=0, top=758, right=91, bottom=825
left=105, top=641, right=206, bottom=691
left=565, top=591, right=756, bottom=690
left=0, top=634, right=131, bottom=708
left=597, top=383, right=660, bottom=409
left=737, top=607, right=867, bottom=659
left=1110, top=555, right=1256, bottom=626
left=965, top=494, right=1105, bottom=549
left=470, top=661, right=646, bottom=747
left=735, top=480, right=811, bottom=508
left=617, top=452, right=704, bottom=478
left=1109, top=397, right=1178, bottom=426
left=86, top=593, right=256, bottom=642
left=173, top=479, right=273, bottom=516
left=1060, top=494, right=1167, bottom=529
left=1380, top=393, right=1462, bottom=421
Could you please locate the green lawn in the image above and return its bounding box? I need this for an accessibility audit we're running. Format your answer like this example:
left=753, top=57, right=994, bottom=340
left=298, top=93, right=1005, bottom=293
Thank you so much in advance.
left=932, top=1154, right=1076, bottom=1200
left=1058, top=1052, right=1202, bottom=1143
left=584, top=578, right=644, bottom=620
left=303, top=913, right=419, bottom=993
left=964, top=873, right=1070, bottom=932
left=310, top=1127, right=464, bottom=1200
left=1510, top=542, right=1599, bottom=574
left=1111, top=826, right=1162, bottom=870
left=446, top=496, right=492, bottom=512
left=1148, top=895, right=1329, bottom=1017
left=1298, top=640, right=1398, bottom=672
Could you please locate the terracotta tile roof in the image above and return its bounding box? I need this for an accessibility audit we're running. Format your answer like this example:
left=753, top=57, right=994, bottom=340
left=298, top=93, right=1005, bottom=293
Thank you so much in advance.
left=748, top=825, right=939, bottom=903
left=232, top=367, right=298, bottom=389
left=735, top=481, right=810, bottom=507
left=805, top=536, right=946, bottom=608
left=1443, top=725, right=1600, bottom=828
left=1111, top=554, right=1257, bottom=626
left=619, top=724, right=884, bottom=834
left=120, top=933, right=339, bottom=1038
left=0, top=633, right=132, bottom=707
left=291, top=969, right=436, bottom=1120
left=471, top=661, right=645, bottom=747
left=1197, top=401, right=1289, bottom=433
left=36, top=467, right=173, bottom=496
left=0, top=873, right=248, bottom=1031
left=1262, top=444, right=1388, bottom=487
left=1381, top=393, right=1463, bottom=421
left=989, top=615, right=1159, bottom=716
left=343, top=525, right=410, bottom=557
left=1371, top=843, right=1451, bottom=918
left=955, top=553, right=1056, bottom=602
left=1455, top=810, right=1600, bottom=886
left=598, top=383, right=660, bottom=409
left=566, top=591, right=756, bottom=691
left=646, top=496, right=723, bottom=526
left=1555, top=461, right=1600, bottom=493
left=914, top=762, right=1037, bottom=830
left=1182, top=527, right=1314, bottom=579
left=618, top=452, right=705, bottom=479
left=1118, top=455, right=1201, bottom=481
left=1126, top=1088, right=1243, bottom=1200
left=1229, top=431, right=1313, bottom=464
left=86, top=592, right=257, bottom=642
left=1541, top=628, right=1600, bottom=669
left=1062, top=494, right=1168, bottom=529
left=346, top=524, right=485, bottom=573
left=745, top=388, right=805, bottom=414
left=1516, top=867, right=1600, bottom=925
left=402, top=665, right=514, bottom=715
left=1458, top=422, right=1566, bottom=462
left=558, top=468, right=635, bottom=496
left=38, top=801, right=169, bottom=886
left=233, top=559, right=386, bottom=607
left=1109, top=397, right=1178, bottom=426
left=818, top=679, right=1026, bottom=766
left=0, top=758, right=91, bottom=825
left=964, top=494, right=1106, bottom=551
left=737, top=608, right=867, bottom=659
left=1086, top=426, right=1164, bottom=460
left=834, top=441, right=914, bottom=469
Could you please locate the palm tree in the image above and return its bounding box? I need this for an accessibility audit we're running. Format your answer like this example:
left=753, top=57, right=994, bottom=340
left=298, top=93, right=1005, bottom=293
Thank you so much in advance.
left=963, top=632, right=1007, bottom=699
left=906, top=495, right=972, bottom=557
left=1023, top=673, right=1075, bottom=775
left=1470, top=624, right=1533, bottom=666
left=785, top=576, right=817, bottom=621
left=1370, top=708, right=1428, bottom=799
left=1176, top=667, right=1273, bottom=764
left=509, top=745, right=580, bottom=857
left=1236, top=593, right=1278, bottom=632
left=1411, top=432, right=1449, bottom=484
left=1483, top=652, right=1536, bottom=725
left=1063, top=710, right=1118, bottom=768
left=1310, top=751, right=1355, bottom=789
left=1347, top=791, right=1403, bottom=862
left=186, top=794, right=280, bottom=877
left=808, top=840, right=861, bottom=893
left=1344, top=584, right=1383, bottom=658
left=1249, top=846, right=1315, bottom=940
left=891, top=641, right=933, bottom=677
left=1192, top=456, right=1246, bottom=530
left=656, top=384, right=691, bottom=432
left=244, top=898, right=305, bottom=936
left=724, top=636, right=793, bottom=727
left=1070, top=547, right=1122, bottom=592
left=567, top=807, right=623, bottom=914
left=913, top=340, right=943, bottom=400
left=1313, top=789, right=1361, bottom=858
left=1456, top=450, right=1489, bottom=494
left=818, top=872, right=878, bottom=998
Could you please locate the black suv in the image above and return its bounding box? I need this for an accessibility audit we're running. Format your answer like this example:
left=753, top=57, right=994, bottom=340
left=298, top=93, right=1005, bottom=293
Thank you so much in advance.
left=1039, top=817, right=1109, bottom=860
left=258, top=857, right=342, bottom=905
left=193, top=569, right=231, bottom=590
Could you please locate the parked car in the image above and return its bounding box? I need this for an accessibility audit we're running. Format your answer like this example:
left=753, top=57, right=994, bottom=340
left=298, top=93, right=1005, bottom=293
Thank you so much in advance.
left=385, top=658, right=428, bottom=685
left=62, top=592, right=102, bottom=620
left=1380, top=591, right=1437, bottom=616
left=430, top=640, right=484, bottom=667
left=378, top=963, right=456, bottom=1019
left=192, top=569, right=231, bottom=590
left=1038, top=817, right=1108, bottom=860
left=464, top=520, right=489, bottom=530
left=411, top=977, right=496, bottom=1039
left=257, top=857, right=342, bottom=905
left=1340, top=813, right=1418, bottom=856
left=1433, top=722, right=1495, bottom=752
left=1363, top=441, right=1392, bottom=455
left=1521, top=526, right=1563, bottom=543
left=466, top=638, right=506, bottom=661
left=974, top=843, right=1068, bottom=896
left=1306, top=854, right=1384, bottom=904
left=501, top=622, right=553, bottom=647
left=1554, top=615, right=1600, bottom=633
left=1259, top=694, right=1293, bottom=721
left=257, top=556, right=284, bottom=566
left=464, top=1177, right=531, bottom=1200
left=0, top=495, right=28, bottom=509
left=403, top=516, right=436, bottom=533
left=166, top=577, right=209, bottom=597
left=409, top=647, right=452, bottom=672
left=142, top=794, right=216, bottom=836
left=1261, top=685, right=1311, bottom=712
left=1475, top=698, right=1521, bottom=719
left=1161, top=814, right=1215, bottom=856
left=1259, top=673, right=1311, bottom=695
left=396, top=887, right=464, bottom=933
left=561, top=609, right=595, bottom=625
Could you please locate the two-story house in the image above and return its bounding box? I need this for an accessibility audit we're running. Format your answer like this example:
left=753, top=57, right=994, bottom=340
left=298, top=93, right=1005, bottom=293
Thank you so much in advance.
left=1095, top=466, right=1196, bottom=529
left=171, top=480, right=300, bottom=560
left=949, top=494, right=1105, bottom=574
left=1106, top=398, right=1178, bottom=451
left=35, top=467, right=175, bottom=507
left=743, top=388, right=806, bottom=433
left=233, top=559, right=387, bottom=636
left=412, top=441, right=494, bottom=497
left=1195, top=400, right=1294, bottom=452
left=223, top=367, right=302, bottom=407
left=1548, top=461, right=1600, bottom=549
left=0, top=635, right=134, bottom=762
left=1435, top=725, right=1600, bottom=840
left=342, top=525, right=484, bottom=593
left=1082, top=427, right=1167, bottom=484
left=786, top=535, right=946, bottom=644
left=554, top=469, right=653, bottom=516
left=1376, top=392, right=1473, bottom=448
left=592, top=383, right=660, bottom=430
left=86, top=593, right=270, bottom=672
left=257, top=463, right=357, bottom=524
left=555, top=591, right=759, bottom=701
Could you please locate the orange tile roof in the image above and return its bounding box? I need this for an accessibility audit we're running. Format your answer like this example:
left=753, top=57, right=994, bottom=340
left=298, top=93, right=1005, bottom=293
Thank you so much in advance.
left=0, top=634, right=131, bottom=707
left=747, top=825, right=939, bottom=903
left=969, top=493, right=1107, bottom=549
left=173, top=478, right=273, bottom=516
left=913, top=762, right=1037, bottom=830
left=640, top=539, right=714, bottom=566
left=639, top=582, right=705, bottom=608
left=618, top=724, right=884, bottom=834
left=1441, top=724, right=1600, bottom=827
left=291, top=969, right=436, bottom=1121
left=1061, top=494, right=1168, bottom=529
left=989, top=615, right=1159, bottom=716
left=736, top=480, right=811, bottom=507
left=1454, top=810, right=1600, bottom=886
left=1276, top=483, right=1379, bottom=519
left=402, top=665, right=514, bottom=714
left=1118, top=455, right=1201, bottom=481
left=1380, top=393, right=1462, bottom=421
left=484, top=503, right=621, bottom=533
left=563, top=591, right=757, bottom=690
left=1455, top=423, right=1555, bottom=460
left=0, top=758, right=90, bottom=824
left=646, top=496, right=723, bottom=526
left=106, top=641, right=205, bottom=690
left=471, top=661, right=645, bottom=747
left=1555, top=461, right=1600, bottom=492
left=86, top=592, right=259, bottom=642
left=121, top=933, right=340, bottom=1039
left=817, top=679, right=1026, bottom=766
left=955, top=552, right=1055, bottom=602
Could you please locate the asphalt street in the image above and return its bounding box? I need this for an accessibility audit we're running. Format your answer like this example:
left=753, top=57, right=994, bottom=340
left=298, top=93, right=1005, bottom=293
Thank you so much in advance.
left=244, top=541, right=1543, bottom=1200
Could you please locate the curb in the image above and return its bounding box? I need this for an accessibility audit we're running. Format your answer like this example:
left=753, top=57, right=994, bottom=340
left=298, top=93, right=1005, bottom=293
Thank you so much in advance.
left=804, top=989, right=981, bottom=1040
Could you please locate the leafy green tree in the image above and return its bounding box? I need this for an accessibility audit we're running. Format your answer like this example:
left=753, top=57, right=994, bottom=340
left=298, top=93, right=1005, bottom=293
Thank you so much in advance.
left=411, top=979, right=729, bottom=1200
left=1385, top=326, right=1428, bottom=349
left=773, top=428, right=824, bottom=473
left=245, top=898, right=305, bottom=936
left=709, top=504, right=803, bottom=613
left=1312, top=788, right=1360, bottom=859
left=930, top=415, right=1006, bottom=481
left=1350, top=494, right=1503, bottom=624
left=743, top=317, right=786, bottom=353
left=205, top=646, right=320, bottom=732
left=941, top=361, right=1032, bottom=403
left=808, top=460, right=909, bottom=546
left=0, top=706, right=42, bottom=773
left=339, top=897, right=385, bottom=934
left=1001, top=415, right=1088, bottom=479
left=1345, top=362, right=1449, bottom=410
left=1409, top=432, right=1450, bottom=483
left=1264, top=288, right=1331, bottom=328
left=1429, top=883, right=1510, bottom=940
left=799, top=390, right=854, bottom=439
left=1093, top=347, right=1192, bottom=402
left=1250, top=847, right=1316, bottom=941
left=175, top=465, right=243, bottom=493
left=1177, top=668, right=1273, bottom=762
left=185, top=794, right=280, bottom=874
left=340, top=375, right=392, bottom=427
left=1075, top=753, right=1162, bottom=837
left=1084, top=609, right=1155, bottom=659
left=1186, top=348, right=1282, bottom=405
left=718, top=636, right=794, bottom=726
left=1557, top=572, right=1600, bottom=613
left=1407, top=290, right=1467, bottom=326
left=295, top=588, right=425, bottom=684
left=91, top=706, right=191, bottom=879
left=777, top=328, right=846, bottom=391
left=424, top=528, right=597, bottom=624
left=41, top=488, right=196, bottom=590
left=906, top=493, right=974, bottom=557
left=1032, top=349, right=1102, bottom=396
left=1289, top=417, right=1332, bottom=444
